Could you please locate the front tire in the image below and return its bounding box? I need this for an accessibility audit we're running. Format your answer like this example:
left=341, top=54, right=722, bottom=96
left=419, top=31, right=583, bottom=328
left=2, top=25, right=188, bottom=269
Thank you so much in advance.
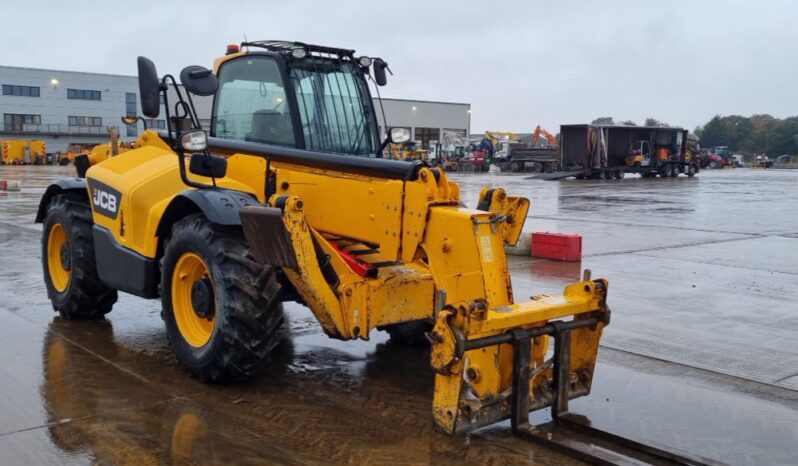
left=160, top=215, right=283, bottom=382
left=41, top=195, right=117, bottom=319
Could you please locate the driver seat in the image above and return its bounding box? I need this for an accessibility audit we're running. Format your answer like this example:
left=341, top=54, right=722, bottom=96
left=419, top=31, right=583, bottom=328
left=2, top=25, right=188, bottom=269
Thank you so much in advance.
left=250, top=110, right=294, bottom=146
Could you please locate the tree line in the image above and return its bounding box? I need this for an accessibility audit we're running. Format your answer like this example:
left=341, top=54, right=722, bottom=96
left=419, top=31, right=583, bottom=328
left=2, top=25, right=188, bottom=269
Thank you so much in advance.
left=590, top=117, right=669, bottom=127
left=590, top=115, right=795, bottom=156
left=694, top=115, right=798, bottom=156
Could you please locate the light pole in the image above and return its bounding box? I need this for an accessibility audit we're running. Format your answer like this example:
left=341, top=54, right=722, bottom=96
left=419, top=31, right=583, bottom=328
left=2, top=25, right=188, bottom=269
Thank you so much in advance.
left=411, top=105, right=417, bottom=142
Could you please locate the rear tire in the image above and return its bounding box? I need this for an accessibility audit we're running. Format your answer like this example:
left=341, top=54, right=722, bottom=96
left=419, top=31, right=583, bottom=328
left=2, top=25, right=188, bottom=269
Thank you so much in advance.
left=687, top=164, right=696, bottom=177
left=380, top=321, right=432, bottom=346
left=41, top=195, right=117, bottom=319
left=160, top=215, right=283, bottom=382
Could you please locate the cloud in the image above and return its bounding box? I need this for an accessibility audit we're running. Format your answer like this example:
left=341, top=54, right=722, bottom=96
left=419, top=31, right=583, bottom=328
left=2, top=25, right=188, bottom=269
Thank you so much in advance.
left=3, top=0, right=797, bottom=133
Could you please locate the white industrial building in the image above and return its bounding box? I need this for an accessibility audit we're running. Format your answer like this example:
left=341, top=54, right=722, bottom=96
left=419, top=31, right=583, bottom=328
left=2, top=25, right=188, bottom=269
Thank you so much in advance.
left=373, top=98, right=471, bottom=150
left=0, top=65, right=168, bottom=152
left=0, top=64, right=469, bottom=154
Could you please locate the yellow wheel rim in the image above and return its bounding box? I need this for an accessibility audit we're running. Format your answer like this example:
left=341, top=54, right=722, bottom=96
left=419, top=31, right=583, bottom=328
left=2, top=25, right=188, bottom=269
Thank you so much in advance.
left=171, top=253, right=215, bottom=347
left=47, top=223, right=71, bottom=292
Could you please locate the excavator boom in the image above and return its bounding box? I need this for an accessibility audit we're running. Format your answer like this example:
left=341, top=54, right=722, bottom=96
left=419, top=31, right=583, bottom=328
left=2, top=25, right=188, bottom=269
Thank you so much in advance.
left=532, top=125, right=558, bottom=146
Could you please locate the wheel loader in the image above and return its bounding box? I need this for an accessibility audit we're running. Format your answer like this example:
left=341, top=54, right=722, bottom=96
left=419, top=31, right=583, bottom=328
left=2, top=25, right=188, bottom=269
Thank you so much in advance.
left=36, top=41, right=716, bottom=464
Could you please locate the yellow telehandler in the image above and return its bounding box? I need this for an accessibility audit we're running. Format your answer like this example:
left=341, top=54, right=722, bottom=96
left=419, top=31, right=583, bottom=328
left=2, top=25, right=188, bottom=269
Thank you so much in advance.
left=35, top=41, right=715, bottom=465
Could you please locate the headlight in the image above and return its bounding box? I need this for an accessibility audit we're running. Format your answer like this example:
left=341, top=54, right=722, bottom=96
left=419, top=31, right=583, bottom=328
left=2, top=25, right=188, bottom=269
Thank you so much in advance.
left=291, top=48, right=308, bottom=59
left=358, top=56, right=372, bottom=68
left=181, top=130, right=208, bottom=152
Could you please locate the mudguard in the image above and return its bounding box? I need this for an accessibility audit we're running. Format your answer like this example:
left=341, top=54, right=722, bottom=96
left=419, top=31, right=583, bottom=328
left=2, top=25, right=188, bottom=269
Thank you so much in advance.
left=156, top=188, right=259, bottom=239
left=35, top=178, right=88, bottom=223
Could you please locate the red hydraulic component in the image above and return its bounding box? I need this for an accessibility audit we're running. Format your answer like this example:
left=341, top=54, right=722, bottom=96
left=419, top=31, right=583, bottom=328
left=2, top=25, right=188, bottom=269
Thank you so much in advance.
left=328, top=242, right=371, bottom=277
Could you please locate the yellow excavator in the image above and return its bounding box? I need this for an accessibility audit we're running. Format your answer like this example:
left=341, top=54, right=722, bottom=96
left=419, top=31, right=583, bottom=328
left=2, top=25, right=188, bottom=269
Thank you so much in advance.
left=35, top=41, right=715, bottom=465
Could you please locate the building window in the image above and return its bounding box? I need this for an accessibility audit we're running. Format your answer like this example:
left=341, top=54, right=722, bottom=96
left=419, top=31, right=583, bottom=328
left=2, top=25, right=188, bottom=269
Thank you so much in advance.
left=4, top=113, right=41, bottom=131
left=145, top=119, right=166, bottom=130
left=125, top=92, right=137, bottom=116
left=69, top=116, right=102, bottom=127
left=67, top=88, right=102, bottom=100
left=414, top=127, right=441, bottom=149
left=2, top=84, right=40, bottom=97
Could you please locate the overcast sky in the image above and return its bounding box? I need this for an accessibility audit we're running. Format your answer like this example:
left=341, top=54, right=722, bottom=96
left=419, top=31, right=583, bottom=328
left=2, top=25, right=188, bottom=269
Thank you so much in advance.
left=3, top=0, right=797, bottom=133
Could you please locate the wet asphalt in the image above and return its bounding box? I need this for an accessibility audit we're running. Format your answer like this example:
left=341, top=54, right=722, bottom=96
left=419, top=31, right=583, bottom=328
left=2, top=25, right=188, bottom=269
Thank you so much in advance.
left=0, top=165, right=796, bottom=465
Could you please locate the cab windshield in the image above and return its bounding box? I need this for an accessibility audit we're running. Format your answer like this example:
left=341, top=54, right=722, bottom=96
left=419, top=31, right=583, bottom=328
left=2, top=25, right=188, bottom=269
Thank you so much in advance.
left=212, top=55, right=379, bottom=156
left=212, top=56, right=295, bottom=147
left=289, top=59, right=377, bottom=156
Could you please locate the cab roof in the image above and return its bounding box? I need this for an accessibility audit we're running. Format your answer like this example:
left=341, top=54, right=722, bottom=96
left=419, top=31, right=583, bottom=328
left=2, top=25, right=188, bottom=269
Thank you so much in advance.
left=241, top=40, right=356, bottom=59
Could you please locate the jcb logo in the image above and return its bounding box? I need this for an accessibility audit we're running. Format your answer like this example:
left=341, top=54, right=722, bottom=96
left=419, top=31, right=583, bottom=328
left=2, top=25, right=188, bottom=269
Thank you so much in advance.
left=87, top=179, right=121, bottom=220
left=93, top=189, right=117, bottom=212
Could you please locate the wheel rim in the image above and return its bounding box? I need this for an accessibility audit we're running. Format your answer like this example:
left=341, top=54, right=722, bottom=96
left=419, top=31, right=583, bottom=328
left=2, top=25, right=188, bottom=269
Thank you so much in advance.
left=47, top=223, right=71, bottom=292
left=172, top=252, right=215, bottom=347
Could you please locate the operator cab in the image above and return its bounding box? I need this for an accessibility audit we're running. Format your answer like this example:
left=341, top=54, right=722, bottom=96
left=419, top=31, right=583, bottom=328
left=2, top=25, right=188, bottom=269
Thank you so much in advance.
left=129, top=41, right=412, bottom=189
left=211, top=41, right=403, bottom=158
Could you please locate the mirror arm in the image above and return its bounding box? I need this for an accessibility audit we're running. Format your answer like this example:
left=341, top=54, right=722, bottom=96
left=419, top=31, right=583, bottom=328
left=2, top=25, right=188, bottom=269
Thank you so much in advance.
left=378, top=137, right=392, bottom=155
left=159, top=74, right=213, bottom=190
left=176, top=144, right=214, bottom=190
left=184, top=92, right=202, bottom=130
left=161, top=76, right=174, bottom=147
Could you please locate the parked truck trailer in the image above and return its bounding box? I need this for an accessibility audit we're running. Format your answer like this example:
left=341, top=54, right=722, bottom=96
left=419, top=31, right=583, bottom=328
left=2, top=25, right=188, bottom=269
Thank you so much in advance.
left=558, top=124, right=700, bottom=179
left=1, top=139, right=47, bottom=165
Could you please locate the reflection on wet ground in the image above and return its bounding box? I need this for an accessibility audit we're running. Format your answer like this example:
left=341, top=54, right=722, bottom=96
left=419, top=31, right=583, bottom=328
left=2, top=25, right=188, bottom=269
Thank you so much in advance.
left=1, top=166, right=797, bottom=465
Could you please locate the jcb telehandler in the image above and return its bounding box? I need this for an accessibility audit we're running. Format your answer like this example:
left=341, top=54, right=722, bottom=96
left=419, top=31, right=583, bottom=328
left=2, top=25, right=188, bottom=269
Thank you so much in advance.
left=36, top=41, right=712, bottom=464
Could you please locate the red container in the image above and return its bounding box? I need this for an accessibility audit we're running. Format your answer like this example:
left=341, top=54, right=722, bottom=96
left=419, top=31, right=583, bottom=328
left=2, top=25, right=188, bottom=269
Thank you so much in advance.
left=531, top=232, right=582, bottom=261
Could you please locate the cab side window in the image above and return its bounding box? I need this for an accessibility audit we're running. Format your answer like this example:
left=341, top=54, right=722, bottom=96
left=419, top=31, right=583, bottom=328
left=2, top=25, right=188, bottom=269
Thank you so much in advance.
left=212, top=57, right=295, bottom=147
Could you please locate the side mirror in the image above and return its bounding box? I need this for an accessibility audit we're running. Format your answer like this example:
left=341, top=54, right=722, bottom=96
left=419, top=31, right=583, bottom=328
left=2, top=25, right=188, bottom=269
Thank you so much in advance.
left=189, top=153, right=227, bottom=178
left=378, top=127, right=411, bottom=157
left=373, top=58, right=388, bottom=87
left=389, top=127, right=410, bottom=143
left=137, top=56, right=161, bottom=118
left=180, top=66, right=219, bottom=96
